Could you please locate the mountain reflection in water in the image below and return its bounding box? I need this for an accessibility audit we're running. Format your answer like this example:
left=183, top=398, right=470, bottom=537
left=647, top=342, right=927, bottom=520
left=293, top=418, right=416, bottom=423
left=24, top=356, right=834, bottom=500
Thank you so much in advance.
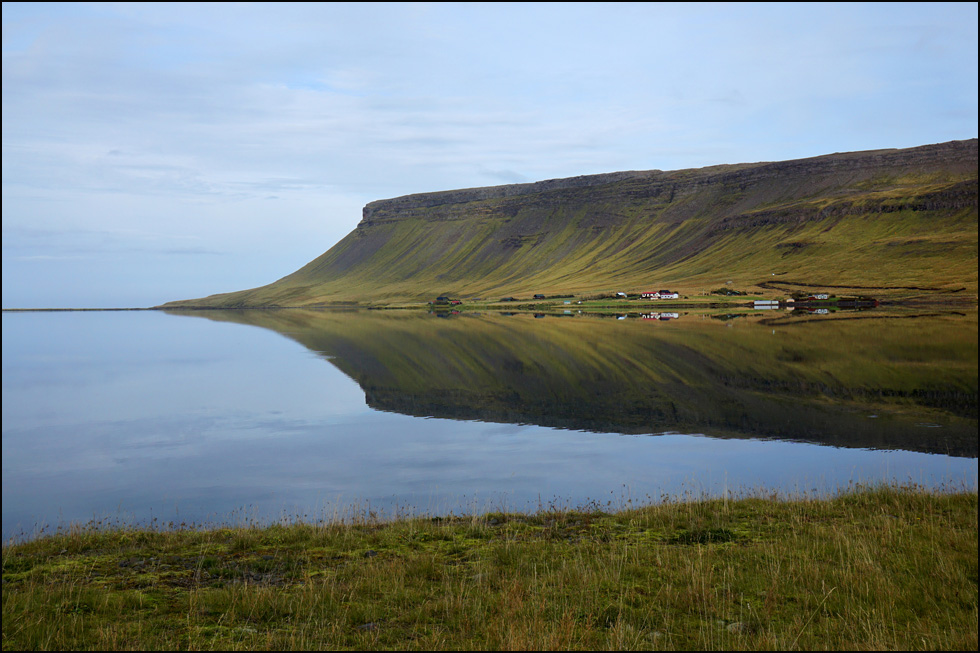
left=172, top=308, right=978, bottom=458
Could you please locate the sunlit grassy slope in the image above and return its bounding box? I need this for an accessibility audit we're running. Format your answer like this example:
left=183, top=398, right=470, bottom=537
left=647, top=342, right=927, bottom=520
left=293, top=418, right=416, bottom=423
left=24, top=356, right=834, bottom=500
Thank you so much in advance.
left=165, top=139, right=978, bottom=307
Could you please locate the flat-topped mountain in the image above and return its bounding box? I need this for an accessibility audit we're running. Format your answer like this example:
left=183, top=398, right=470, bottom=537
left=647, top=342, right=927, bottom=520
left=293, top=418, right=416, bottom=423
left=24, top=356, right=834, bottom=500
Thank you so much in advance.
left=165, top=139, right=978, bottom=308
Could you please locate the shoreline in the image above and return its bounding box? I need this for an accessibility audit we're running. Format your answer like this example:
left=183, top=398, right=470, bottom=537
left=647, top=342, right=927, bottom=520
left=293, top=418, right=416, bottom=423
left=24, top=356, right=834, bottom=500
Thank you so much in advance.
left=4, top=294, right=977, bottom=313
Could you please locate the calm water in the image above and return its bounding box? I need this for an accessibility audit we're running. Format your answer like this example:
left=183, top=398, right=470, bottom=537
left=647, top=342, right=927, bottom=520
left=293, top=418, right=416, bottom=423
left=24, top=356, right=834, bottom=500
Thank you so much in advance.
left=2, top=307, right=977, bottom=541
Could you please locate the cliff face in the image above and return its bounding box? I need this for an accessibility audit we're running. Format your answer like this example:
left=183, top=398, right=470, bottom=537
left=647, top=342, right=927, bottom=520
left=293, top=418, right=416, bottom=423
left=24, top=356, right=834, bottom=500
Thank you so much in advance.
left=362, top=139, right=978, bottom=223
left=360, top=170, right=657, bottom=223
left=167, top=139, right=978, bottom=307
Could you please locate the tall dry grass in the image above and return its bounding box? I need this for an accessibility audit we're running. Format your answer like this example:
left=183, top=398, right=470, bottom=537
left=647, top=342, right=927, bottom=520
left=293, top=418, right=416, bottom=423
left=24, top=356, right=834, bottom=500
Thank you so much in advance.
left=3, top=483, right=977, bottom=650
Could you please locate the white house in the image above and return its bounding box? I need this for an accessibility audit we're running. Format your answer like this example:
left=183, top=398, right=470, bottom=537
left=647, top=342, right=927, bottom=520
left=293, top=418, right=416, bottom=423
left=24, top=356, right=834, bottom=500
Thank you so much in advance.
left=641, top=290, right=679, bottom=299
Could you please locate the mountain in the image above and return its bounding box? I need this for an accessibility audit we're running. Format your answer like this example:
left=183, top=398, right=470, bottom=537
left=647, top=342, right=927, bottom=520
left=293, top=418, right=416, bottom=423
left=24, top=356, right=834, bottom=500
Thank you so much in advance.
left=164, top=139, right=978, bottom=308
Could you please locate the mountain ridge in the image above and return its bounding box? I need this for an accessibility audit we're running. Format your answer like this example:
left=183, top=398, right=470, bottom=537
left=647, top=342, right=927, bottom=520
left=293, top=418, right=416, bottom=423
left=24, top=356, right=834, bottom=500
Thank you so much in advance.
left=363, top=138, right=976, bottom=218
left=164, top=139, right=978, bottom=308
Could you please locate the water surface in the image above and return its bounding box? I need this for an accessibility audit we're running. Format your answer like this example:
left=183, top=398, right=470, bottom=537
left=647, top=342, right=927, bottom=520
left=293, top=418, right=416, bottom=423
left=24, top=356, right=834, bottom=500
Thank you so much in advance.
left=3, top=308, right=976, bottom=541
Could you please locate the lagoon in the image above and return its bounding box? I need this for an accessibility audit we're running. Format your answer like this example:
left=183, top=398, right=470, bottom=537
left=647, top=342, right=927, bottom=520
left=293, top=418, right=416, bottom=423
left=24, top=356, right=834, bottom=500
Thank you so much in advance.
left=2, top=307, right=977, bottom=541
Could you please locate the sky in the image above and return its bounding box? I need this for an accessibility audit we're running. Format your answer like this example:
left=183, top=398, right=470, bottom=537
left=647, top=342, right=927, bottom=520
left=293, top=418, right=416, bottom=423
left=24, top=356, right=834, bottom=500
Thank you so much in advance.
left=2, top=2, right=977, bottom=308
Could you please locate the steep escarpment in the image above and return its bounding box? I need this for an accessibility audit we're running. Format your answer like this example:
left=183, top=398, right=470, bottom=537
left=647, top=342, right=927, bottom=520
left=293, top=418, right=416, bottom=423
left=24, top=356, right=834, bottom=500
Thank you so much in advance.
left=166, top=139, right=978, bottom=307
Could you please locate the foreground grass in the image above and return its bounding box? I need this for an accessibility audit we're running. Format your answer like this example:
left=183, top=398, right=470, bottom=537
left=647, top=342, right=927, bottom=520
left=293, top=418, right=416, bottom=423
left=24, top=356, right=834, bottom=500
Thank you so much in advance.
left=3, top=485, right=977, bottom=650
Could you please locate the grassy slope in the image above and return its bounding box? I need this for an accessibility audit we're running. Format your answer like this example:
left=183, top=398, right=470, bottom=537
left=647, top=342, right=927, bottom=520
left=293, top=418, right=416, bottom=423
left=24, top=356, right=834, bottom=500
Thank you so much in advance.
left=165, top=141, right=978, bottom=308
left=3, top=486, right=976, bottom=650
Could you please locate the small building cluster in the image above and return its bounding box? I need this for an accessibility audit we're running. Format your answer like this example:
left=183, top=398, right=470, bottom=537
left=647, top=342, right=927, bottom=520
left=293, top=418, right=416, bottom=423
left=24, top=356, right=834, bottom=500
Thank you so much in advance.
left=431, top=296, right=462, bottom=305
left=640, top=290, right=680, bottom=300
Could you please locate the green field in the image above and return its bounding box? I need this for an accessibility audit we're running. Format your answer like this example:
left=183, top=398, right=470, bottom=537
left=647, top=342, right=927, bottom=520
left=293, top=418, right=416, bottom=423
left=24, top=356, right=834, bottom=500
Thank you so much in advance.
left=3, top=485, right=976, bottom=650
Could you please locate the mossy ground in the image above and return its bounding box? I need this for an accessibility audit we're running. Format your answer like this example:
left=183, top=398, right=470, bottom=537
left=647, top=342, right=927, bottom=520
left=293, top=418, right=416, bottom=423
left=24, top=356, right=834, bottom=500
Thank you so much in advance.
left=3, top=484, right=977, bottom=650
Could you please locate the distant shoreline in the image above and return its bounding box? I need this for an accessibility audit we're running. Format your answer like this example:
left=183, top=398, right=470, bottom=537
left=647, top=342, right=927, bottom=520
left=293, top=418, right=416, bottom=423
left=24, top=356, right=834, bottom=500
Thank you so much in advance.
left=1, top=307, right=159, bottom=312
left=3, top=295, right=978, bottom=313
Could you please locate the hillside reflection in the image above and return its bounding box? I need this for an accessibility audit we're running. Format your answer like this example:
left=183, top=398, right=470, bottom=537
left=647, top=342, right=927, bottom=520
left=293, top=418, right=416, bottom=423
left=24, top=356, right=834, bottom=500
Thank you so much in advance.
left=169, top=309, right=978, bottom=457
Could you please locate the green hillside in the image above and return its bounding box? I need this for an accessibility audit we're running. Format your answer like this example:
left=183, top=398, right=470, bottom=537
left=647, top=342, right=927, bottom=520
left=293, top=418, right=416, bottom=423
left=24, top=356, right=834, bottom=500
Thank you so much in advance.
left=164, top=139, right=978, bottom=308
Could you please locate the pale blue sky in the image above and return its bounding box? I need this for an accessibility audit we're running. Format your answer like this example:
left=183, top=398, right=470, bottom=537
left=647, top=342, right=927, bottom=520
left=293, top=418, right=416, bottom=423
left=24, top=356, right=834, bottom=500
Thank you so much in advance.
left=3, top=2, right=977, bottom=308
